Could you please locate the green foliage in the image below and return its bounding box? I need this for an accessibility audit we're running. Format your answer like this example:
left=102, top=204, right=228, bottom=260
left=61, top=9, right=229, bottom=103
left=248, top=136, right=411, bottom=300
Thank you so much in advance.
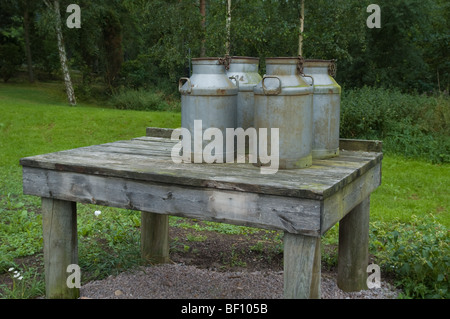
left=340, top=86, right=450, bottom=163
left=303, top=0, right=366, bottom=62
left=118, top=54, right=179, bottom=95
left=0, top=43, right=23, bottom=82
left=370, top=215, right=449, bottom=299
left=110, top=88, right=180, bottom=112
left=135, top=0, right=203, bottom=82
left=1, top=0, right=449, bottom=93
left=0, top=195, right=42, bottom=271
left=77, top=206, right=142, bottom=282
left=340, top=0, right=449, bottom=93
left=0, top=267, right=44, bottom=299
left=119, top=55, right=158, bottom=89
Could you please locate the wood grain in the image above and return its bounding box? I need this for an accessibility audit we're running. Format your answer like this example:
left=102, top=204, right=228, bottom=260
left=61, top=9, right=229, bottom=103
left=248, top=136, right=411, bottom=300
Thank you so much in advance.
left=41, top=198, right=79, bottom=299
left=141, top=212, right=170, bottom=264
left=23, top=167, right=321, bottom=235
left=20, top=137, right=382, bottom=201
left=284, top=232, right=321, bottom=299
left=337, top=197, right=370, bottom=292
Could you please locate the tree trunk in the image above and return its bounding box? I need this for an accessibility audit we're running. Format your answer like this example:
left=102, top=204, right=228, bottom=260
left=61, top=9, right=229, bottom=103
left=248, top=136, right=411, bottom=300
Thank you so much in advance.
left=226, top=0, right=231, bottom=56
left=102, top=12, right=123, bottom=91
left=44, top=0, right=77, bottom=106
left=298, top=0, right=305, bottom=56
left=23, top=5, right=34, bottom=83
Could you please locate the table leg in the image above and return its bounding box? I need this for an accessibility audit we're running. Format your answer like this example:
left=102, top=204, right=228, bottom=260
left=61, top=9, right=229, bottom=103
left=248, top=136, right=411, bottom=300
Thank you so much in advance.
left=141, top=212, right=170, bottom=264
left=283, top=232, right=321, bottom=299
left=337, top=196, right=370, bottom=291
left=41, top=198, right=79, bottom=299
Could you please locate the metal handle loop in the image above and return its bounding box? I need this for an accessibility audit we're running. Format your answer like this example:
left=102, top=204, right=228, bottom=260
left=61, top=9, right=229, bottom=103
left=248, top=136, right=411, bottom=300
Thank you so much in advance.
left=179, top=77, right=192, bottom=94
left=262, top=76, right=282, bottom=95
left=328, top=59, right=337, bottom=77
left=229, top=76, right=239, bottom=90
left=302, top=74, right=314, bottom=87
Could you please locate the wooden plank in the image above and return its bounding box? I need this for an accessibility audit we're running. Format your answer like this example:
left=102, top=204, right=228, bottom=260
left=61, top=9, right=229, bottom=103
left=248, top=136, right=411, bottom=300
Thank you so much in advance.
left=41, top=198, right=79, bottom=299
left=337, top=197, right=370, bottom=292
left=23, top=167, right=321, bottom=235
left=320, top=163, right=381, bottom=234
left=146, top=127, right=176, bottom=138
left=87, top=145, right=175, bottom=158
left=283, top=233, right=321, bottom=299
left=339, top=139, right=383, bottom=152
left=20, top=146, right=381, bottom=201
left=22, top=139, right=382, bottom=169
left=21, top=154, right=328, bottom=200
left=146, top=128, right=383, bottom=153
left=100, top=140, right=177, bottom=151
left=141, top=212, right=170, bottom=264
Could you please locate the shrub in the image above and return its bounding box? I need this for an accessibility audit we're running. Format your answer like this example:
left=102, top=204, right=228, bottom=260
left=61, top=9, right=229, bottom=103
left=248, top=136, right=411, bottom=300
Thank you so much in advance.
left=119, top=54, right=180, bottom=96
left=340, top=86, right=450, bottom=163
left=370, top=214, right=449, bottom=299
left=119, top=55, right=156, bottom=90
left=110, top=88, right=178, bottom=112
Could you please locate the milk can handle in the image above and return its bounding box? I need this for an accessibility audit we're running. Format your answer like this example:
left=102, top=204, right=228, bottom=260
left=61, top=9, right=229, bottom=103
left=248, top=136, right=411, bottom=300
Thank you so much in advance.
left=302, top=74, right=314, bottom=87
left=179, top=77, right=192, bottom=94
left=262, top=76, right=282, bottom=95
left=229, top=76, right=239, bottom=90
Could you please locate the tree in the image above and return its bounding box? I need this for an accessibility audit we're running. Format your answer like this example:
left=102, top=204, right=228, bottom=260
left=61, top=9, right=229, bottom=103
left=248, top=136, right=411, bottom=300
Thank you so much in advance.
left=0, top=43, right=23, bottom=82
left=2, top=0, right=447, bottom=94
left=23, top=5, right=34, bottom=83
left=0, top=0, right=36, bottom=83
left=43, top=0, right=76, bottom=106
left=298, top=0, right=304, bottom=56
left=101, top=8, right=124, bottom=90
left=348, top=0, right=441, bottom=92
left=226, top=0, right=231, bottom=56
left=20, top=0, right=36, bottom=83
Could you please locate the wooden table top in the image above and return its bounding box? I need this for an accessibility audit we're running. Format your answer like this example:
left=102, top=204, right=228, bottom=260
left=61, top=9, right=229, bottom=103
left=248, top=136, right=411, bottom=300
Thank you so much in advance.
left=20, top=136, right=383, bottom=202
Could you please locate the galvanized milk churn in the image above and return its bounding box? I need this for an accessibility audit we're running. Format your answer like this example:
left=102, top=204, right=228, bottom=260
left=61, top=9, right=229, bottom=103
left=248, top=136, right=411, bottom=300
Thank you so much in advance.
left=227, top=57, right=262, bottom=129
left=254, top=57, right=314, bottom=169
left=303, top=59, right=341, bottom=159
left=179, top=57, right=238, bottom=162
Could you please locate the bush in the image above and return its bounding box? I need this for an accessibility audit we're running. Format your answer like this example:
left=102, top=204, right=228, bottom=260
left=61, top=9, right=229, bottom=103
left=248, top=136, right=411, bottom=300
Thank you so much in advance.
left=340, top=87, right=450, bottom=163
left=370, top=214, right=449, bottom=299
left=119, top=55, right=156, bottom=90
left=110, top=88, right=179, bottom=112
left=119, top=54, right=180, bottom=96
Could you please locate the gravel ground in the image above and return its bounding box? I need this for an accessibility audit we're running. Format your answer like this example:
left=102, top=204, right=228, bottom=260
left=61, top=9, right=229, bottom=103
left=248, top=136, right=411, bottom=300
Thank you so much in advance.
left=80, top=263, right=402, bottom=299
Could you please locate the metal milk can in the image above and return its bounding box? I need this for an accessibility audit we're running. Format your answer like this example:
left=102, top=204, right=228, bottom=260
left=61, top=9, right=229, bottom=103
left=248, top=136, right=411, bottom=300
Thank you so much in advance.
left=227, top=56, right=262, bottom=130
left=303, top=59, right=341, bottom=159
left=253, top=57, right=314, bottom=169
left=179, top=57, right=238, bottom=163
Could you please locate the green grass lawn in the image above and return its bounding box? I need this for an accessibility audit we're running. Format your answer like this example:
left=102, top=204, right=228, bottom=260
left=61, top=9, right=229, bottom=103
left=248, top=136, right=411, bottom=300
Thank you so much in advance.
left=0, top=81, right=181, bottom=167
left=372, top=155, right=449, bottom=226
left=0, top=81, right=448, bottom=298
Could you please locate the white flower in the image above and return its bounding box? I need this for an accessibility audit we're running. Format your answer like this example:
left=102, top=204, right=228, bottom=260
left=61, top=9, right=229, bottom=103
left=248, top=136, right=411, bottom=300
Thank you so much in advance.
left=94, top=210, right=101, bottom=217
left=13, top=272, right=21, bottom=278
left=18, top=276, right=23, bottom=280
left=8, top=267, right=14, bottom=272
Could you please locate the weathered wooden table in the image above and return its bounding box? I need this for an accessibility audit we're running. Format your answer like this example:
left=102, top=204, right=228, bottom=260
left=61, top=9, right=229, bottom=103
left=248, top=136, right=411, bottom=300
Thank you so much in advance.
left=20, top=128, right=382, bottom=299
